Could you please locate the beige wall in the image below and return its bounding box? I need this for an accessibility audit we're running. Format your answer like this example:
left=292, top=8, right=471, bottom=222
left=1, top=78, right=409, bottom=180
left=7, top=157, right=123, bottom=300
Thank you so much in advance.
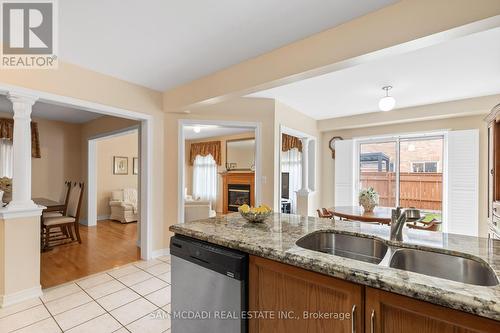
left=0, top=218, right=4, bottom=295
left=0, top=1, right=498, bottom=302
left=31, top=118, right=83, bottom=201
left=165, top=98, right=276, bottom=240
left=0, top=111, right=140, bottom=221
left=0, top=62, right=165, bottom=253
left=80, top=116, right=140, bottom=220
left=274, top=101, right=320, bottom=215
left=321, top=114, right=489, bottom=236
left=185, top=131, right=255, bottom=212
left=0, top=111, right=82, bottom=202
left=96, top=132, right=138, bottom=218
left=0, top=216, right=40, bottom=298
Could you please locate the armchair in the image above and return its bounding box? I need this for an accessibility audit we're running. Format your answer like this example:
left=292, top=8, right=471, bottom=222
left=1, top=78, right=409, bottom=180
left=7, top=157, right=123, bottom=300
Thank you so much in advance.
left=109, top=188, right=138, bottom=223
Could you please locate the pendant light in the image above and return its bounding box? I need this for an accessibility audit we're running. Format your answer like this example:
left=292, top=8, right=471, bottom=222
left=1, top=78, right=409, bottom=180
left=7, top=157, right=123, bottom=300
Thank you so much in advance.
left=378, top=86, right=396, bottom=111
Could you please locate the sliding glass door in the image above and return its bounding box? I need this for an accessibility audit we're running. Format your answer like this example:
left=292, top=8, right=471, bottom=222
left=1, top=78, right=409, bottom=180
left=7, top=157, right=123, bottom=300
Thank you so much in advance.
left=399, top=137, right=443, bottom=211
left=358, top=135, right=444, bottom=213
left=359, top=141, right=397, bottom=207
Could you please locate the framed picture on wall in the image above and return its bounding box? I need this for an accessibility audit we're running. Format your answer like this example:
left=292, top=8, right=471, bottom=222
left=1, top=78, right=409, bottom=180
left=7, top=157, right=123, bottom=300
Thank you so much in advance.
left=133, top=157, right=139, bottom=175
left=113, top=156, right=128, bottom=175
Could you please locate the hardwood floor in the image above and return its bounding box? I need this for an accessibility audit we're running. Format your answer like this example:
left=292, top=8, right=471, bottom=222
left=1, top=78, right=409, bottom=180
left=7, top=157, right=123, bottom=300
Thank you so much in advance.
left=41, top=219, right=140, bottom=288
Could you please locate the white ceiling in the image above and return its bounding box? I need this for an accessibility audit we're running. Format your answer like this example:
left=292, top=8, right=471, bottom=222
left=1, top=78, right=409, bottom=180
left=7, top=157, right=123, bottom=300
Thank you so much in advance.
left=249, top=27, right=500, bottom=120
left=184, top=125, right=252, bottom=140
left=0, top=95, right=102, bottom=123
left=59, top=0, right=397, bottom=91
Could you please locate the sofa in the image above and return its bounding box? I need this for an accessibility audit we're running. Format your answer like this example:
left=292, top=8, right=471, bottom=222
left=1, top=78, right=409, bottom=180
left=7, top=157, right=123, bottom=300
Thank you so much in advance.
left=109, top=188, right=138, bottom=223
left=184, top=196, right=216, bottom=223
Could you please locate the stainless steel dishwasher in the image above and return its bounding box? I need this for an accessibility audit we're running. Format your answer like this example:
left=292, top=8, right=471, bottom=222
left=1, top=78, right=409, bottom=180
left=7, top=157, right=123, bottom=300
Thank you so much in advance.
left=170, top=235, right=248, bottom=333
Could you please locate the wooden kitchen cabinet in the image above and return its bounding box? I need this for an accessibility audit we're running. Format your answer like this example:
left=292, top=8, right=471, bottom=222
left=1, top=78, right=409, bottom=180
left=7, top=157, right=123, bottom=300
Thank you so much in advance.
left=365, top=287, right=500, bottom=333
left=249, top=255, right=500, bottom=333
left=249, top=255, right=363, bottom=333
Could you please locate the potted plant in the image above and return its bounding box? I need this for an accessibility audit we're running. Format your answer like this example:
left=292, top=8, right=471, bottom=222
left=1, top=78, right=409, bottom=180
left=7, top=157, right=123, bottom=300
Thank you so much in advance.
left=359, top=187, right=379, bottom=212
left=0, top=177, right=12, bottom=202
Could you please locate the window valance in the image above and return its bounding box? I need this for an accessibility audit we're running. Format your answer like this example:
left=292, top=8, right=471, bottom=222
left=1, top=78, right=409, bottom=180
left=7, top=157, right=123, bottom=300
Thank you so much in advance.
left=0, top=118, right=41, bottom=158
left=189, top=141, right=221, bottom=165
left=282, top=133, right=302, bottom=152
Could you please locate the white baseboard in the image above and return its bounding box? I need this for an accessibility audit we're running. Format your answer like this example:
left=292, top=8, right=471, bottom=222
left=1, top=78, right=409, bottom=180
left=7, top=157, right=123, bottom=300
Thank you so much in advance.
left=0, top=285, right=42, bottom=308
left=152, top=248, right=170, bottom=258
left=97, top=215, right=110, bottom=221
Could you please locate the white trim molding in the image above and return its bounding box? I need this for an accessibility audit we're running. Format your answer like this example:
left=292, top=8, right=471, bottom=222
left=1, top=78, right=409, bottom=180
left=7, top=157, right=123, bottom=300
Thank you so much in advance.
left=0, top=206, right=43, bottom=219
left=279, top=125, right=318, bottom=214
left=0, top=285, right=42, bottom=308
left=0, top=82, right=154, bottom=261
left=152, top=248, right=171, bottom=258
left=87, top=126, right=140, bottom=227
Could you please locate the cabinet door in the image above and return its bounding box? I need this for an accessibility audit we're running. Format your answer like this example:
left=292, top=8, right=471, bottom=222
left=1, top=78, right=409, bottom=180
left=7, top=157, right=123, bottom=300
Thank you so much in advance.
left=249, top=255, right=362, bottom=333
left=365, top=287, right=500, bottom=333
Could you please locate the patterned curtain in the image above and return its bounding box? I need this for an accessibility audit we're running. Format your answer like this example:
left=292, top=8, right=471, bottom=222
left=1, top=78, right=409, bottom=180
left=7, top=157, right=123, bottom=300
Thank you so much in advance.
left=282, top=133, right=302, bottom=152
left=0, top=118, right=41, bottom=158
left=189, top=141, right=221, bottom=165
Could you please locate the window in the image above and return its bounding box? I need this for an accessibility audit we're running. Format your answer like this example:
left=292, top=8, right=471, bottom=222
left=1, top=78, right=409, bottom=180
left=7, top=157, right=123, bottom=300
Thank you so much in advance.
left=0, top=139, right=13, bottom=178
left=411, top=161, right=438, bottom=173
left=359, top=142, right=397, bottom=207
left=358, top=135, right=444, bottom=212
left=192, top=154, right=217, bottom=204
left=281, top=148, right=302, bottom=214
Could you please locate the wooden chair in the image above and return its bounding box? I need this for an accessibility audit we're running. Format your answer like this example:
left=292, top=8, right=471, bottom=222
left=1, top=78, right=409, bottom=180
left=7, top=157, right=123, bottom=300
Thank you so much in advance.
left=42, top=182, right=84, bottom=248
left=322, top=208, right=333, bottom=218
left=42, top=181, right=71, bottom=219
left=42, top=181, right=72, bottom=240
left=407, top=220, right=441, bottom=232
left=317, top=208, right=333, bottom=219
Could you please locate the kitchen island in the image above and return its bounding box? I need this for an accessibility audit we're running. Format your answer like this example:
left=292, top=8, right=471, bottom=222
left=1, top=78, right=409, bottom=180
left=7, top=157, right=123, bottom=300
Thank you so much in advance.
left=170, top=213, right=500, bottom=332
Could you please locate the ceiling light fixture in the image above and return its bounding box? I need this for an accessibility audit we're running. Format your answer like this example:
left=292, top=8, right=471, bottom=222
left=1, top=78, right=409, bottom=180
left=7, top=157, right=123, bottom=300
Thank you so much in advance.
left=193, top=126, right=201, bottom=133
left=378, top=86, right=396, bottom=112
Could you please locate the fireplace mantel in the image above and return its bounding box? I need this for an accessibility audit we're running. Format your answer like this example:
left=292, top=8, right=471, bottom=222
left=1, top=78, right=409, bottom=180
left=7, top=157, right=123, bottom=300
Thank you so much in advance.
left=221, top=172, right=255, bottom=214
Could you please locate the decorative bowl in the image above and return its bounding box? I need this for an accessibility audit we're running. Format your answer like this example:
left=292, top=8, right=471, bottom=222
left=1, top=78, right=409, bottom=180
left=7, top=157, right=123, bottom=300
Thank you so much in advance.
left=238, top=207, right=272, bottom=223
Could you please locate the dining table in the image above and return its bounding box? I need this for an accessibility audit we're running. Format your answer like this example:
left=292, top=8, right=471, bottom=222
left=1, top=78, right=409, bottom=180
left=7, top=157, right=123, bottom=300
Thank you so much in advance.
left=33, top=197, right=65, bottom=212
left=328, top=205, right=393, bottom=224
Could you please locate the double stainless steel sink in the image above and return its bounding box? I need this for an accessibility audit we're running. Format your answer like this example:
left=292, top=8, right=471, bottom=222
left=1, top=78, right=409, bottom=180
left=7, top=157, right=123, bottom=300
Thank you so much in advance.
left=296, top=232, right=388, bottom=265
left=296, top=231, right=499, bottom=287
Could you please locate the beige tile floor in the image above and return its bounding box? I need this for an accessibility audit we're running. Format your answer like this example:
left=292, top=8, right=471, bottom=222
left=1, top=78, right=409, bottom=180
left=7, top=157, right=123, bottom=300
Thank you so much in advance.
left=0, top=256, right=172, bottom=333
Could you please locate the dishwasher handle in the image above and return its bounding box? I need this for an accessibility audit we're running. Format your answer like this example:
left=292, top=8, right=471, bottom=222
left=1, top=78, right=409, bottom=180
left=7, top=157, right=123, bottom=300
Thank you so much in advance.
left=170, top=235, right=248, bottom=280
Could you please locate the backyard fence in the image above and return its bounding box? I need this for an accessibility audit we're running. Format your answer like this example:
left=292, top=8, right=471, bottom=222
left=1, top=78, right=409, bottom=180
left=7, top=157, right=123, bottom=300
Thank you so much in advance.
left=360, top=172, right=442, bottom=210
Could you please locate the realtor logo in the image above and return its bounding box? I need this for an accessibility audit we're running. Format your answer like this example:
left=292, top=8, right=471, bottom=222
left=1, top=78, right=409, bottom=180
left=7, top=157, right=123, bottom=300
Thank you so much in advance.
left=1, top=0, right=58, bottom=68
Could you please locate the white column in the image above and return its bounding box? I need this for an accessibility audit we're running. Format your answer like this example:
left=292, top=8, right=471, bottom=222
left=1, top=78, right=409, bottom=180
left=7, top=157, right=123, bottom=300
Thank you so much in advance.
left=296, top=137, right=310, bottom=216
left=7, top=93, right=38, bottom=210
left=297, top=137, right=310, bottom=195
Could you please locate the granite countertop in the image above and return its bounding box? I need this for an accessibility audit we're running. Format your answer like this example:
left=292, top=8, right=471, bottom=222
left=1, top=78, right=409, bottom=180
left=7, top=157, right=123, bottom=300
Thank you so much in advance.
left=169, top=213, right=500, bottom=321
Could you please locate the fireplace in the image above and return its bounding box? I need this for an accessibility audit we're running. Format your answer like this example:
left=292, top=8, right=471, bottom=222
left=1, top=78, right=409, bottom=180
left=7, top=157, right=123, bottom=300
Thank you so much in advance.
left=228, top=184, right=251, bottom=212
left=221, top=172, right=255, bottom=214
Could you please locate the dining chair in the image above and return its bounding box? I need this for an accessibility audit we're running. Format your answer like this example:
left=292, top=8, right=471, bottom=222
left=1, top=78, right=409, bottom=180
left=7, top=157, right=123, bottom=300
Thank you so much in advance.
left=41, top=181, right=72, bottom=241
left=407, top=220, right=440, bottom=232
left=42, top=181, right=71, bottom=219
left=317, top=208, right=333, bottom=219
left=42, top=182, right=85, bottom=248
left=322, top=208, right=334, bottom=218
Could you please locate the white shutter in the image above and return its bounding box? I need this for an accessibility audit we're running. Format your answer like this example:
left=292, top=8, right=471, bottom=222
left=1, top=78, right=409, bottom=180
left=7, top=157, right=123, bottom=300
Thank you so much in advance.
left=335, top=140, right=355, bottom=206
left=446, top=130, right=479, bottom=236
